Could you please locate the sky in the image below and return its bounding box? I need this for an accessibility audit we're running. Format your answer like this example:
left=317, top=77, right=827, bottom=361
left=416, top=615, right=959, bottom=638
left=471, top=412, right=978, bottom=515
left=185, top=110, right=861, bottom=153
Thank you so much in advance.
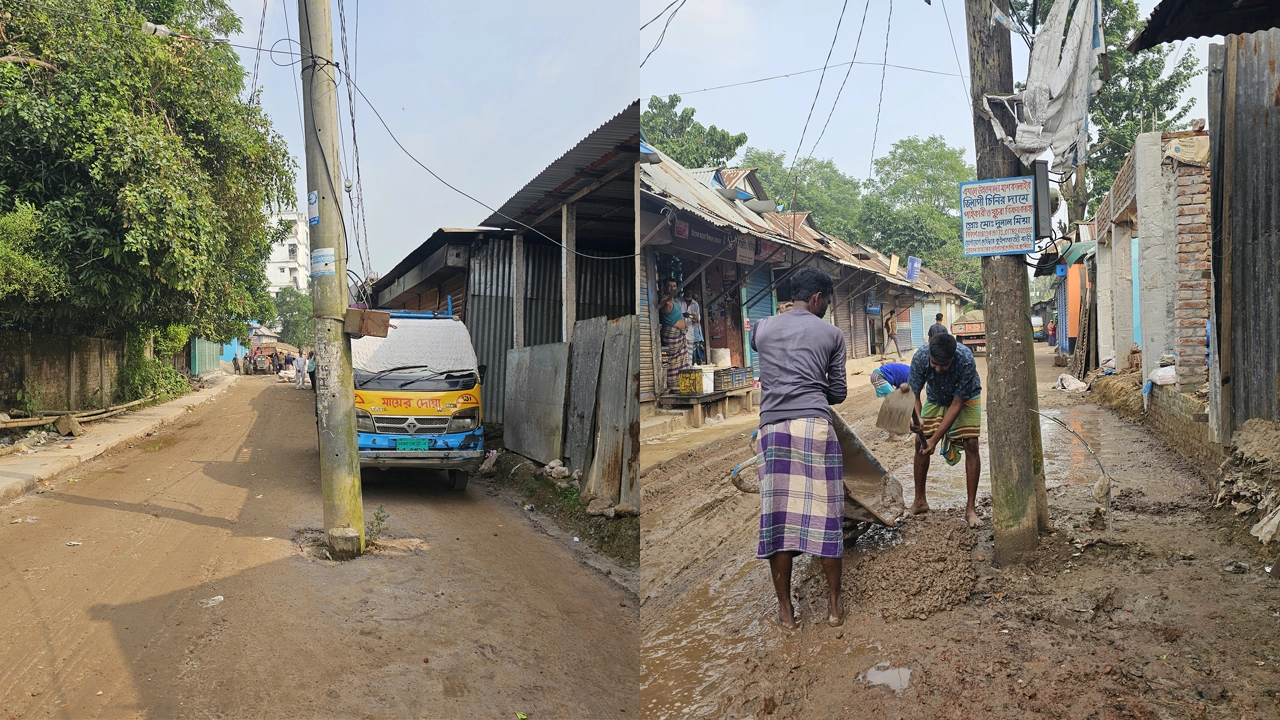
left=224, top=0, right=638, bottom=276
left=638, top=0, right=1216, bottom=182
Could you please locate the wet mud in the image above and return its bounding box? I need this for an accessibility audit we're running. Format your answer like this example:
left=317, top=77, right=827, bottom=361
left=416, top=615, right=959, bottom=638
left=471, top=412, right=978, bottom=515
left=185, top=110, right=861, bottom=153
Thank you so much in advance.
left=641, top=347, right=1280, bottom=719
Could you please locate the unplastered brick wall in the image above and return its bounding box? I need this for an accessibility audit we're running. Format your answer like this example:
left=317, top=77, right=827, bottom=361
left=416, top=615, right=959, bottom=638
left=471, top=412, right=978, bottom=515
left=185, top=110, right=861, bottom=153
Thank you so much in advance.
left=1168, top=136, right=1211, bottom=391
left=1146, top=383, right=1225, bottom=483
left=0, top=332, right=126, bottom=412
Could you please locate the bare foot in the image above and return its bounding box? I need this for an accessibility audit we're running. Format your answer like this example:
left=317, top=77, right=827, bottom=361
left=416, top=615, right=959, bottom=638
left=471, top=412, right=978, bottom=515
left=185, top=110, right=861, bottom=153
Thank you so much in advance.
left=773, top=607, right=798, bottom=630
left=827, top=600, right=846, bottom=627
left=966, top=508, right=983, bottom=528
left=911, top=498, right=931, bottom=515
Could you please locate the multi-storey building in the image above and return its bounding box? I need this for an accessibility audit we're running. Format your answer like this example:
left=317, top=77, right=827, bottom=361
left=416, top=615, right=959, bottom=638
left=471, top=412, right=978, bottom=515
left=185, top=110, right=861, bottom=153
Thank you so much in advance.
left=266, top=210, right=310, bottom=296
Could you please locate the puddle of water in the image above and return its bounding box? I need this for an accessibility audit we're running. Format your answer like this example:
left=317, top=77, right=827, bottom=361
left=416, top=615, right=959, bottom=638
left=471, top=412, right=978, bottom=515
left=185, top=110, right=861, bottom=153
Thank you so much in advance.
left=886, top=404, right=1194, bottom=510
left=863, top=661, right=912, bottom=692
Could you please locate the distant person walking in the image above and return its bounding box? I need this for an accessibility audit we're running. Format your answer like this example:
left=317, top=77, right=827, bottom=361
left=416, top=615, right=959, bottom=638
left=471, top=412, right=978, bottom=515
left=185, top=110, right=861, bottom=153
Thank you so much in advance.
left=307, top=352, right=317, bottom=392
left=232, top=353, right=240, bottom=375
left=1047, top=319, right=1057, bottom=347
left=928, top=313, right=948, bottom=339
left=294, top=351, right=307, bottom=389
left=751, top=266, right=848, bottom=631
left=884, top=313, right=902, bottom=358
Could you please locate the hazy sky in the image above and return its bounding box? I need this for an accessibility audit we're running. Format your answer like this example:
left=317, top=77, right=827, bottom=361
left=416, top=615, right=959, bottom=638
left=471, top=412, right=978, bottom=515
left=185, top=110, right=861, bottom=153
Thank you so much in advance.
left=638, top=0, right=1214, bottom=179
left=225, top=0, right=638, bottom=276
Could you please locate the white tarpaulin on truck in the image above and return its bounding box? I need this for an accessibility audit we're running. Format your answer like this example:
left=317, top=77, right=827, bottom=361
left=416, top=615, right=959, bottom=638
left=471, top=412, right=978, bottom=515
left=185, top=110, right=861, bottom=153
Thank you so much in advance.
left=351, top=317, right=478, bottom=374
left=982, top=0, right=1104, bottom=174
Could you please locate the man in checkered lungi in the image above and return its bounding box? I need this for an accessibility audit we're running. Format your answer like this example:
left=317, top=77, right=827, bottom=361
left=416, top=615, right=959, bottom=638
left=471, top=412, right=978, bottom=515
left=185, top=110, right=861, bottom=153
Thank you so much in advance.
left=908, top=332, right=984, bottom=528
left=751, top=267, right=847, bottom=630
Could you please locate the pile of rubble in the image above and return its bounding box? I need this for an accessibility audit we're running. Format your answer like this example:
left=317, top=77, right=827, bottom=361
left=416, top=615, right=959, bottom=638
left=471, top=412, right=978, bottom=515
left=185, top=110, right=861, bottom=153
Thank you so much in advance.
left=1212, top=419, right=1280, bottom=542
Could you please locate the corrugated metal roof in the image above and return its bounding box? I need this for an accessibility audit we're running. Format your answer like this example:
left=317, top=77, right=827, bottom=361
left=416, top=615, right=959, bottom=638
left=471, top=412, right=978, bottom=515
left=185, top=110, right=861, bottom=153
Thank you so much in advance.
left=641, top=148, right=968, bottom=299
left=480, top=101, right=639, bottom=232
left=1130, top=0, right=1280, bottom=51
left=686, top=167, right=723, bottom=187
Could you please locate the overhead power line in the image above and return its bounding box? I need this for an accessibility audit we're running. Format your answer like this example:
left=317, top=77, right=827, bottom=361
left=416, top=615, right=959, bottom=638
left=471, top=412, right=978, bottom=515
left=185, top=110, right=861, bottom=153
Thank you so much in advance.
left=867, top=0, right=894, bottom=178
left=641, top=0, right=681, bottom=31
left=805, top=0, right=874, bottom=160
left=640, top=0, right=686, bottom=69
left=790, top=0, right=850, bottom=171
left=673, top=58, right=968, bottom=96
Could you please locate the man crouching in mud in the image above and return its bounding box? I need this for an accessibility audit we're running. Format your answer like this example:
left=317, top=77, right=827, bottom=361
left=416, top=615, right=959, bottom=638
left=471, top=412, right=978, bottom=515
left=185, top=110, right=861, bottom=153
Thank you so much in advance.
left=751, top=266, right=847, bottom=630
left=908, top=332, right=984, bottom=528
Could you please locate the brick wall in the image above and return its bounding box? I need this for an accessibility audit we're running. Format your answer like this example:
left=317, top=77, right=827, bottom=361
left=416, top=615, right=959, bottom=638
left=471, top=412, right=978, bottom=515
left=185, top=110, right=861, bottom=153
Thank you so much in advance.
left=1146, top=383, right=1225, bottom=482
left=0, top=332, right=126, bottom=412
left=1171, top=154, right=1211, bottom=391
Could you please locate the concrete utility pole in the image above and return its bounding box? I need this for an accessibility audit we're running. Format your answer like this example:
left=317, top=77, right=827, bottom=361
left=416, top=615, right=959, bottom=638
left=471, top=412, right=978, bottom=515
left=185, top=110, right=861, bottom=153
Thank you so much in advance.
left=298, top=0, right=364, bottom=557
left=963, top=0, right=1048, bottom=564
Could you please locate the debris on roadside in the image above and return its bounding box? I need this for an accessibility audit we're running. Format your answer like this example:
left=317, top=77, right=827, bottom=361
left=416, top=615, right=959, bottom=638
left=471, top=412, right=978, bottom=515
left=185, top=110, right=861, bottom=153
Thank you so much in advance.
left=66, top=541, right=82, bottom=547
left=199, top=595, right=224, bottom=608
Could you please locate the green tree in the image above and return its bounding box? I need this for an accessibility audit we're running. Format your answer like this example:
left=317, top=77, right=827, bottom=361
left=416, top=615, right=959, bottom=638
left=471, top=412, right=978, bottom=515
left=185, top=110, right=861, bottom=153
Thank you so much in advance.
left=742, top=148, right=863, bottom=242
left=0, top=202, right=66, bottom=302
left=1012, top=0, right=1201, bottom=218
left=0, top=0, right=293, bottom=341
left=642, top=94, right=748, bottom=168
left=273, top=285, right=313, bottom=349
left=859, top=136, right=982, bottom=303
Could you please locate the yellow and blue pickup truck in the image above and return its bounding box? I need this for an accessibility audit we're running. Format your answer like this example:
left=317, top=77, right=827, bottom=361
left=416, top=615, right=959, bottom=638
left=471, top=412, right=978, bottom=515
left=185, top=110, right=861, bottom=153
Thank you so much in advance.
left=351, top=310, right=485, bottom=490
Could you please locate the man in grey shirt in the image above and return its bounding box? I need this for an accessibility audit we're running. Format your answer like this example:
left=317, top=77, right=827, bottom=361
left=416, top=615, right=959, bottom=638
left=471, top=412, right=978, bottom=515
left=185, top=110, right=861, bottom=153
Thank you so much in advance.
left=750, top=267, right=848, bottom=630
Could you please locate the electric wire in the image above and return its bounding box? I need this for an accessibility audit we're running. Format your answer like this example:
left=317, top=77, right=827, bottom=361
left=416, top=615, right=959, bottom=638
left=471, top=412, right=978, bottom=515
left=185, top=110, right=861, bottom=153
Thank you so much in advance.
left=805, top=0, right=873, bottom=160
left=337, top=0, right=373, bottom=279
left=278, top=0, right=306, bottom=142
left=640, top=0, right=681, bottom=31
left=673, top=59, right=967, bottom=96
left=939, top=0, right=971, bottom=104
left=247, top=0, right=268, bottom=100
left=640, top=0, right=685, bottom=69
left=867, top=0, right=894, bottom=178
left=790, top=0, right=849, bottom=172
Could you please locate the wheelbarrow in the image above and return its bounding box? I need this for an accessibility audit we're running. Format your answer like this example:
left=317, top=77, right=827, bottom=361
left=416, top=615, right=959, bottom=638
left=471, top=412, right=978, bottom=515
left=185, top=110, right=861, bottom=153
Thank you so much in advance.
left=731, top=410, right=908, bottom=544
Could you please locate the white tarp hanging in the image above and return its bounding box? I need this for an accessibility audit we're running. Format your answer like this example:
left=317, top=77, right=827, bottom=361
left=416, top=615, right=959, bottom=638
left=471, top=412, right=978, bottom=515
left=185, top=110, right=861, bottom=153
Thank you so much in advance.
left=982, top=0, right=1104, bottom=174
left=351, top=317, right=478, bottom=374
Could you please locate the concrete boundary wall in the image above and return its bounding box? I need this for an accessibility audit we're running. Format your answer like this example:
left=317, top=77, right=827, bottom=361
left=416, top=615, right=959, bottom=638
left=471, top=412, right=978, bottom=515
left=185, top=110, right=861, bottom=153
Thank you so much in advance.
left=0, top=333, right=126, bottom=412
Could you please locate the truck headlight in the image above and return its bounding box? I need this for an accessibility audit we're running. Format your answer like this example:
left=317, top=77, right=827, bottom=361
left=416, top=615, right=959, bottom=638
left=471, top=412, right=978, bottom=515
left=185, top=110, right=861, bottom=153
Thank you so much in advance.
left=446, top=407, right=479, bottom=434
left=356, top=408, right=374, bottom=433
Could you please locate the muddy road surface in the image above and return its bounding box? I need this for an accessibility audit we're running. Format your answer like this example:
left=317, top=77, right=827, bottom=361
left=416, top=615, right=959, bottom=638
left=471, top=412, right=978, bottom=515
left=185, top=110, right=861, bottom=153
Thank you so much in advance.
left=1, top=377, right=637, bottom=719
left=641, top=348, right=1280, bottom=719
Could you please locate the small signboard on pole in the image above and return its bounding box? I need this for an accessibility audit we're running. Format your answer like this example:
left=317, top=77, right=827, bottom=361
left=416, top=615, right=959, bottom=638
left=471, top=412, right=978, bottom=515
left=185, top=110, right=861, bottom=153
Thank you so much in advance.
left=959, top=176, right=1036, bottom=256
left=906, top=256, right=921, bottom=281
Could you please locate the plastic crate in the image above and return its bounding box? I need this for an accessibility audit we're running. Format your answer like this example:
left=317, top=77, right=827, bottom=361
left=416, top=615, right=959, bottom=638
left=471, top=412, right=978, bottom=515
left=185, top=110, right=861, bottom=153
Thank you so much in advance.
left=733, top=368, right=750, bottom=389
left=713, top=368, right=735, bottom=391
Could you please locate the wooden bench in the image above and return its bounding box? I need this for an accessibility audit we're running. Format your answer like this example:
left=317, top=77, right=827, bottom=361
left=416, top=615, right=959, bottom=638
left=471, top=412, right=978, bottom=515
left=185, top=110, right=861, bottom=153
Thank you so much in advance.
left=657, top=387, right=755, bottom=428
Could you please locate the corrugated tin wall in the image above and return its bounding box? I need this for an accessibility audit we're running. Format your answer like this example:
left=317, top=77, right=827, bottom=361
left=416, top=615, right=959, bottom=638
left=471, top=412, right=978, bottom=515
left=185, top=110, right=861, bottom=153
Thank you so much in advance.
left=638, top=250, right=656, bottom=402
left=466, top=239, right=514, bottom=424
left=577, top=253, right=634, bottom=322
left=744, top=267, right=774, bottom=376
left=852, top=301, right=869, bottom=358
left=833, top=280, right=853, bottom=362
left=525, top=244, right=562, bottom=346
left=190, top=338, right=221, bottom=376
left=895, top=296, right=914, bottom=351
left=397, top=274, right=469, bottom=318
left=910, top=304, right=924, bottom=349
left=1219, top=29, right=1280, bottom=425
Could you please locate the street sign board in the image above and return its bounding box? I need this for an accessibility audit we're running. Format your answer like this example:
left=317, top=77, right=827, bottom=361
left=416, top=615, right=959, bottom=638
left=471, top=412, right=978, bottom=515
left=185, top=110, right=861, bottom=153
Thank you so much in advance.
left=959, top=176, right=1036, bottom=256
left=906, top=256, right=921, bottom=281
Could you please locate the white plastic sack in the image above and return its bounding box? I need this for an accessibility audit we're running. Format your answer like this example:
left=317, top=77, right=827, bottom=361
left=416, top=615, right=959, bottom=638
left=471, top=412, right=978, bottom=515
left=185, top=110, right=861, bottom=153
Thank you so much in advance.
left=1055, top=373, right=1087, bottom=391
left=1148, top=366, right=1177, bottom=386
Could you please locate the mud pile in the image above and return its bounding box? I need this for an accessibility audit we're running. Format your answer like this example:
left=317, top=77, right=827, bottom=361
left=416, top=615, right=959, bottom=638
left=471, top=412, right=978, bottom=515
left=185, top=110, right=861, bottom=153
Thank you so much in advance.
left=848, top=512, right=977, bottom=620
left=1233, top=418, right=1280, bottom=466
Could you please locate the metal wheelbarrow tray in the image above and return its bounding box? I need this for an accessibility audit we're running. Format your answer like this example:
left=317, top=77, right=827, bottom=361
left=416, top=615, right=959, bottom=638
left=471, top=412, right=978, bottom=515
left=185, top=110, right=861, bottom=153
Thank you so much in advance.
left=732, top=409, right=907, bottom=544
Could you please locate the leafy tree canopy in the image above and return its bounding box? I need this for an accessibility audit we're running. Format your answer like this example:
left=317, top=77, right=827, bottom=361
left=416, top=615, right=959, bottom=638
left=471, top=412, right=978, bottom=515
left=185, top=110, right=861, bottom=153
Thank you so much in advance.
left=742, top=148, right=863, bottom=243
left=0, top=0, right=294, bottom=342
left=642, top=94, right=748, bottom=168
left=273, top=284, right=313, bottom=349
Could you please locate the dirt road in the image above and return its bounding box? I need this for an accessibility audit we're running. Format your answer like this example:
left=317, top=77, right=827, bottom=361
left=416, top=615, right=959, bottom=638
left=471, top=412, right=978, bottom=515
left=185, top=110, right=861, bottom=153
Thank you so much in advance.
left=641, top=347, right=1280, bottom=719
left=1, top=376, right=638, bottom=719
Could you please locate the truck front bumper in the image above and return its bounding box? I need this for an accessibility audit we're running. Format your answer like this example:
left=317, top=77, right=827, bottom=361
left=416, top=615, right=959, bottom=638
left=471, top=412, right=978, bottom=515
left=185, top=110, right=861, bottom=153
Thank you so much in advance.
left=358, top=450, right=485, bottom=470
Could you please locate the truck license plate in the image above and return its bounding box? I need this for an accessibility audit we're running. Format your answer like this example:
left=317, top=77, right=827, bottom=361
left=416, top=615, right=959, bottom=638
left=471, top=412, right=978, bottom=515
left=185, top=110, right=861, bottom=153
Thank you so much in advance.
left=395, top=437, right=432, bottom=451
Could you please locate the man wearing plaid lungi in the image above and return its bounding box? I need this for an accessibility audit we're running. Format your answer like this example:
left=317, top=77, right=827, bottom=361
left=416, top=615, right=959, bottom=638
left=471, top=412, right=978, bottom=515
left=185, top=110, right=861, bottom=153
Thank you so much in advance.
left=908, top=332, right=984, bottom=528
left=750, top=266, right=847, bottom=630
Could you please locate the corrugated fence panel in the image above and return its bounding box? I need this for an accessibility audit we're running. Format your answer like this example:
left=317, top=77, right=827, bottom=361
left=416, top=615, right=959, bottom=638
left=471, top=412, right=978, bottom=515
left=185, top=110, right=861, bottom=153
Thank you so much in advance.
left=910, top=304, right=924, bottom=350
left=896, top=296, right=914, bottom=351
left=1228, top=29, right=1280, bottom=425
left=525, top=244, right=562, bottom=346
left=852, top=300, right=869, bottom=358
left=577, top=252, right=634, bottom=322
left=466, top=239, right=514, bottom=424
left=190, top=338, right=221, bottom=376
left=638, top=249, right=656, bottom=402
left=744, top=266, right=773, bottom=376
left=833, top=281, right=853, bottom=364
